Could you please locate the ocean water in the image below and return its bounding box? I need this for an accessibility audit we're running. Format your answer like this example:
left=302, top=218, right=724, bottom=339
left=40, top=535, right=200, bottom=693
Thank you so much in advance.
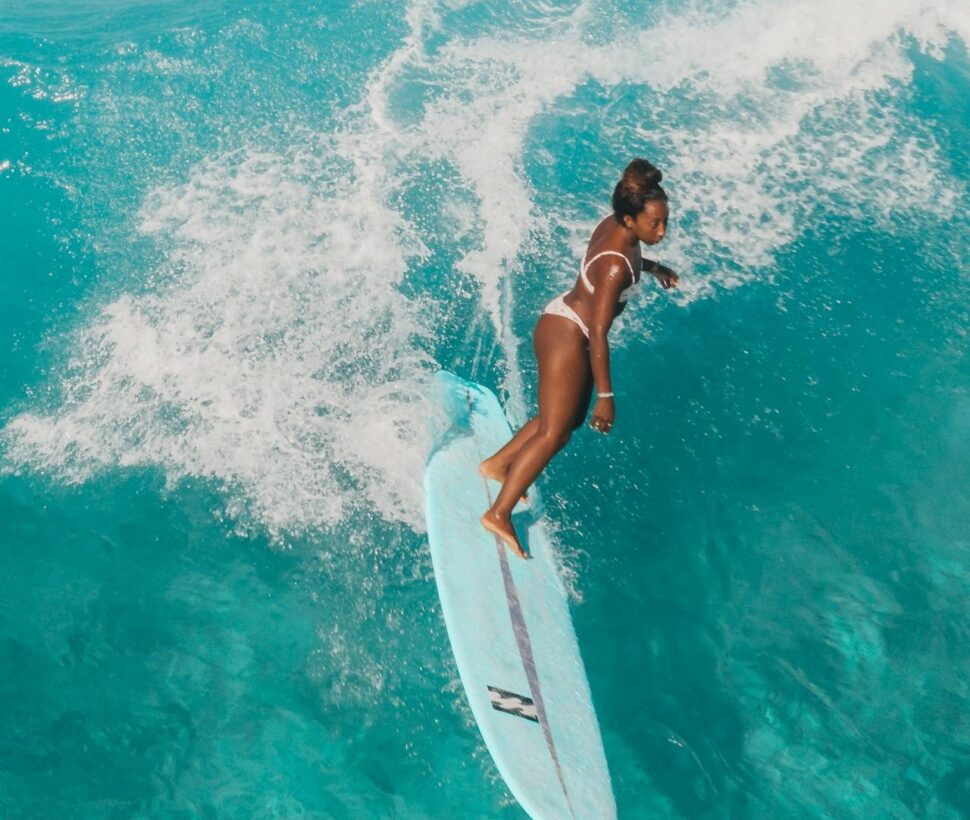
left=1, top=0, right=969, bottom=816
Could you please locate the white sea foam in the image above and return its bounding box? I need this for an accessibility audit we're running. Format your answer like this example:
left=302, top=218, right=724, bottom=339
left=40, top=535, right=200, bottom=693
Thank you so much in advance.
left=4, top=134, right=436, bottom=535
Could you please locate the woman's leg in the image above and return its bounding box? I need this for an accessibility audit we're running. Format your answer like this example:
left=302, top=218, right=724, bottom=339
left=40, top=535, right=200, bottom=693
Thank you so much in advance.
left=481, top=316, right=591, bottom=557
left=479, top=416, right=540, bottom=487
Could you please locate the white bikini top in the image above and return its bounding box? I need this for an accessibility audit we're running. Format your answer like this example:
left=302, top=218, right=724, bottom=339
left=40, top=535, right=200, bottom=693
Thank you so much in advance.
left=580, top=250, right=640, bottom=303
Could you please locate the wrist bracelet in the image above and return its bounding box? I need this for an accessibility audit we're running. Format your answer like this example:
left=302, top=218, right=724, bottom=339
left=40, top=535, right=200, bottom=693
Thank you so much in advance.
left=597, top=392, right=614, bottom=398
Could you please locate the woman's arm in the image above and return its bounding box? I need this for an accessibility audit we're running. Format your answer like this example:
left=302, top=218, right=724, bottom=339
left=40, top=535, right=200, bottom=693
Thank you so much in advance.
left=586, top=263, right=629, bottom=434
left=642, top=257, right=679, bottom=289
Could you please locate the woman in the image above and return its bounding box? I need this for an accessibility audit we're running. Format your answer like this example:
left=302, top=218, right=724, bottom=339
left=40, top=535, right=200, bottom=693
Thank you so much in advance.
left=480, top=158, right=678, bottom=558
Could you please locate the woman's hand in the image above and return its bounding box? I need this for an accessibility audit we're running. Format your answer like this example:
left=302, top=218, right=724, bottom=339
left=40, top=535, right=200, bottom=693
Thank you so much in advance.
left=652, top=264, right=679, bottom=290
left=589, top=397, right=615, bottom=434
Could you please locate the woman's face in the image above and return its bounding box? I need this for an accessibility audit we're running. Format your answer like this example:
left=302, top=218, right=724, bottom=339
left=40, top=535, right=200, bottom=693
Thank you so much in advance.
left=626, top=200, right=668, bottom=245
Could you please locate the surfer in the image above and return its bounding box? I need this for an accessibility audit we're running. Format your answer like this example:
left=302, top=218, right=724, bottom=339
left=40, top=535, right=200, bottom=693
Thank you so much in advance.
left=480, top=159, right=678, bottom=558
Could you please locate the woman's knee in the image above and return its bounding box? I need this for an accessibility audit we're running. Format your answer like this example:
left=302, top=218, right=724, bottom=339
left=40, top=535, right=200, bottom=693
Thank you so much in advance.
left=537, top=423, right=572, bottom=452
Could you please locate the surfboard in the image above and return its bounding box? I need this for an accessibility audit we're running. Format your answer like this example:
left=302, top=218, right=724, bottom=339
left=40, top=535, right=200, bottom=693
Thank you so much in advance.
left=424, top=370, right=616, bottom=819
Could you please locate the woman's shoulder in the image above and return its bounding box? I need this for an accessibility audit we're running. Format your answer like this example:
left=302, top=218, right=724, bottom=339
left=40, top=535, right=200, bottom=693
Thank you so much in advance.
left=589, top=214, right=616, bottom=239
left=585, top=224, right=632, bottom=264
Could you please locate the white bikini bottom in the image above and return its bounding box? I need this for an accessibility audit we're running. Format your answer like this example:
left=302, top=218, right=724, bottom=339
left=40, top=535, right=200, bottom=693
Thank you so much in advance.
left=542, top=291, right=589, bottom=338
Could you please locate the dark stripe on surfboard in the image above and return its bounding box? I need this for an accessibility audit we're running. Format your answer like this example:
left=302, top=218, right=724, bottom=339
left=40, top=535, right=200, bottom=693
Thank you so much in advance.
left=466, top=388, right=576, bottom=819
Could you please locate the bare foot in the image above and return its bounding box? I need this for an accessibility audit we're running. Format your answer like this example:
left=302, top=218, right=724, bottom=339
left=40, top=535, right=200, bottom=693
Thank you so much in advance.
left=478, top=461, right=528, bottom=504
left=481, top=509, right=529, bottom=559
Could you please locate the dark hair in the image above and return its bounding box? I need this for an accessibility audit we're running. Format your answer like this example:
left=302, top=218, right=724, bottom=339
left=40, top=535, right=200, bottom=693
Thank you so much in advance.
left=612, top=158, right=667, bottom=223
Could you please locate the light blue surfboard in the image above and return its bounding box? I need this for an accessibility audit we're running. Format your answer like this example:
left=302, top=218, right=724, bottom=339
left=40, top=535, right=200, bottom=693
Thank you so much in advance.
left=424, top=371, right=616, bottom=819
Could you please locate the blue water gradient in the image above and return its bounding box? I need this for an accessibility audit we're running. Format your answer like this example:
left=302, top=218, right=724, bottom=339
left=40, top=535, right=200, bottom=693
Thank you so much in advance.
left=2, top=0, right=969, bottom=816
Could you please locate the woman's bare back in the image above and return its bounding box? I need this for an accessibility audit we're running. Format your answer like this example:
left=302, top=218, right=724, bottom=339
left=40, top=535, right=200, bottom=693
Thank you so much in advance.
left=563, top=216, right=642, bottom=325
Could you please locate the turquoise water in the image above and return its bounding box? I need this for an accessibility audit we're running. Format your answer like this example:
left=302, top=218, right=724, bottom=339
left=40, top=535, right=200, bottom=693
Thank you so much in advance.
left=2, top=0, right=969, bottom=816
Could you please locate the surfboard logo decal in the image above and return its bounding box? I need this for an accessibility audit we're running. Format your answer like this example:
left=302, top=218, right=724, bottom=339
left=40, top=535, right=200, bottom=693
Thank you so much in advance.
left=487, top=686, right=539, bottom=723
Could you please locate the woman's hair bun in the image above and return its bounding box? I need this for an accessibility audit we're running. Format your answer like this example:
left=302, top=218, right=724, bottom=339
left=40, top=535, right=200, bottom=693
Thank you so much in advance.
left=624, top=158, right=663, bottom=189
left=612, top=158, right=667, bottom=222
